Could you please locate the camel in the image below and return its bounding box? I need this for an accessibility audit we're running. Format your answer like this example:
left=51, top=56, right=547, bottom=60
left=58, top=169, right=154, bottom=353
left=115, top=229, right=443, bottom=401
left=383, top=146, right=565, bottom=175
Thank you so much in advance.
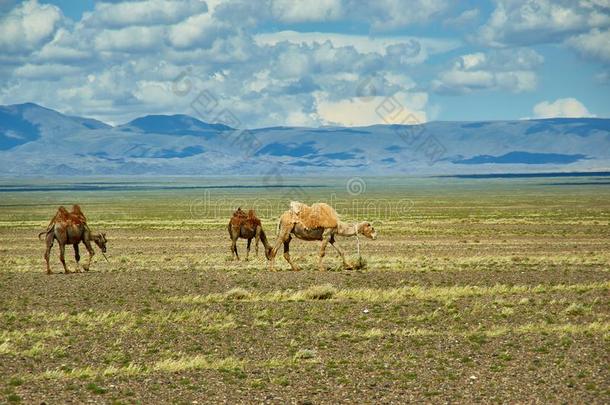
left=268, top=202, right=377, bottom=271
left=228, top=208, right=272, bottom=261
left=38, top=205, right=107, bottom=274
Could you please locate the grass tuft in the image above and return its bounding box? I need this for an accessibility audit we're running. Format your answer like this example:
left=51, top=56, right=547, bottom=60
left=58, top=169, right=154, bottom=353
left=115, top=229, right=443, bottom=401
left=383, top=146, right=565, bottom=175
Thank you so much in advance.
left=224, top=287, right=251, bottom=300
left=352, top=256, right=368, bottom=270
left=293, top=349, right=317, bottom=361
left=302, top=284, right=337, bottom=300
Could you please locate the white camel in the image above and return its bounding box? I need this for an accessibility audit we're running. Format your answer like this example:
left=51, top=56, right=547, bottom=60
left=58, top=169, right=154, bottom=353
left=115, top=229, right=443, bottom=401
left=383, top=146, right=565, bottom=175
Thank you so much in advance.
left=268, top=202, right=377, bottom=271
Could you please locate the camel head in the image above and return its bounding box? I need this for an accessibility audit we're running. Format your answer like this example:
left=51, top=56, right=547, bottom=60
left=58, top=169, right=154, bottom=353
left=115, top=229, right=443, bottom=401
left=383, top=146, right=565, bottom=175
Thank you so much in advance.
left=93, top=232, right=108, bottom=253
left=359, top=222, right=377, bottom=240
left=264, top=246, right=273, bottom=260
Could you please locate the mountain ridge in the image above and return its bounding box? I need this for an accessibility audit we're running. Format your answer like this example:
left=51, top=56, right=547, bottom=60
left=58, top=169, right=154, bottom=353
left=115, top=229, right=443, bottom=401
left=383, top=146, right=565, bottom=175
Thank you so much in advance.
left=0, top=102, right=608, bottom=176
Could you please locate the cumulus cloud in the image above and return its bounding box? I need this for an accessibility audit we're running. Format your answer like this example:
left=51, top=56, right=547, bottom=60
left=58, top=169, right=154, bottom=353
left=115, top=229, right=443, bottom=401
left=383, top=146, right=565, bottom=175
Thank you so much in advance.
left=215, top=0, right=450, bottom=31
left=432, top=49, right=543, bottom=94
left=316, top=91, right=427, bottom=126
left=255, top=30, right=460, bottom=63
left=0, top=0, right=63, bottom=54
left=14, top=63, right=82, bottom=80
left=476, top=0, right=610, bottom=47
left=532, top=98, right=595, bottom=118
left=95, top=26, right=165, bottom=52
left=566, top=28, right=610, bottom=63
left=84, top=0, right=208, bottom=28
left=270, top=0, right=342, bottom=22
left=168, top=12, right=230, bottom=49
left=2, top=0, right=603, bottom=127
left=352, top=0, right=450, bottom=32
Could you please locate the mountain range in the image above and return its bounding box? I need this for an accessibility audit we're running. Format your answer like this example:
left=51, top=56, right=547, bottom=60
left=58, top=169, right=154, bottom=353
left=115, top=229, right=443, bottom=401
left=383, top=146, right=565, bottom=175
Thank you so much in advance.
left=1, top=103, right=609, bottom=176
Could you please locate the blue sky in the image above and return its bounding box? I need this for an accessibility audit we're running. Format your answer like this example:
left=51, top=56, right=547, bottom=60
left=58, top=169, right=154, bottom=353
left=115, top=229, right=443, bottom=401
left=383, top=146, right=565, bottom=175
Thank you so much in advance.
left=0, top=0, right=608, bottom=127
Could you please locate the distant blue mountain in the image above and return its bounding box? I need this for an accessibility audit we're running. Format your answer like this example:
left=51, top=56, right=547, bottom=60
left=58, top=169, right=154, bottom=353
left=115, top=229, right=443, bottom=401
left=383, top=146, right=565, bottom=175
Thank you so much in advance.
left=0, top=106, right=41, bottom=150
left=0, top=102, right=608, bottom=176
left=121, top=114, right=232, bottom=136
left=454, top=151, right=589, bottom=165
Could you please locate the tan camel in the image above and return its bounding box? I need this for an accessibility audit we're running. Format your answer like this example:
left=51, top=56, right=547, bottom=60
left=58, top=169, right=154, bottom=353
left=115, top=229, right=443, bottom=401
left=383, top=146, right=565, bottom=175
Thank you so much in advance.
left=228, top=208, right=272, bottom=261
left=38, top=205, right=107, bottom=274
left=268, top=202, right=377, bottom=271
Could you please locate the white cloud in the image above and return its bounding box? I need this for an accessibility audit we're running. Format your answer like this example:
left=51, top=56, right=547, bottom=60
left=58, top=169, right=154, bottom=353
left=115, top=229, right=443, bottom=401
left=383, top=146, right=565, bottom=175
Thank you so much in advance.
left=355, top=0, right=449, bottom=31
left=316, top=91, right=427, bottom=126
left=0, top=0, right=63, bottom=54
left=532, top=98, right=595, bottom=118
left=476, top=0, right=610, bottom=47
left=168, top=12, right=229, bottom=49
left=95, top=26, right=165, bottom=52
left=255, top=30, right=460, bottom=63
left=214, top=0, right=450, bottom=30
left=85, top=0, right=208, bottom=28
left=566, top=28, right=610, bottom=63
left=271, top=0, right=342, bottom=22
left=432, top=49, right=543, bottom=94
left=14, top=63, right=82, bottom=80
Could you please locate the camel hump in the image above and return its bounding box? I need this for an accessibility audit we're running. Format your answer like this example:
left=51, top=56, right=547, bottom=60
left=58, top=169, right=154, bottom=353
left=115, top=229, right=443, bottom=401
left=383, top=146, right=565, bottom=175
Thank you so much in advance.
left=247, top=209, right=261, bottom=227
left=231, top=207, right=261, bottom=228
left=290, top=201, right=305, bottom=215
left=233, top=207, right=247, bottom=218
left=54, top=206, right=71, bottom=223
left=49, top=205, right=88, bottom=227
left=289, top=201, right=338, bottom=229
left=70, top=204, right=87, bottom=224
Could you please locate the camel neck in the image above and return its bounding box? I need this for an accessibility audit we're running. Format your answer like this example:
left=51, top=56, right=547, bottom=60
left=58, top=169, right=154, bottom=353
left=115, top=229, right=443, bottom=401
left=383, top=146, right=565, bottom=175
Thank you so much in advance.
left=259, top=229, right=271, bottom=249
left=337, top=221, right=359, bottom=237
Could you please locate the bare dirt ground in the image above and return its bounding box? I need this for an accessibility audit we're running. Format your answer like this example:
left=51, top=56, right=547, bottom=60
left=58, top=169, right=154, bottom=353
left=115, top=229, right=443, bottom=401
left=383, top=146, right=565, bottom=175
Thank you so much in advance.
left=1, top=181, right=609, bottom=403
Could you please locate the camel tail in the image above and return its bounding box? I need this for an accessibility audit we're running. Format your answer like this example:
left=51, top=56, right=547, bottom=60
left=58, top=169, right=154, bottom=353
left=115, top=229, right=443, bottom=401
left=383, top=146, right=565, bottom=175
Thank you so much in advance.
left=38, top=222, right=56, bottom=240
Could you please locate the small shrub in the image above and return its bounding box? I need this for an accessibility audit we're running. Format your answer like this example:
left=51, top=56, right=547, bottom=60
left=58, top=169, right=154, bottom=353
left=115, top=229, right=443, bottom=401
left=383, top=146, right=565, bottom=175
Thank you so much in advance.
left=225, top=287, right=251, bottom=300
left=564, top=303, right=587, bottom=316
left=500, top=307, right=514, bottom=317
left=303, top=284, right=336, bottom=300
left=293, top=349, right=317, bottom=361
left=352, top=256, right=368, bottom=270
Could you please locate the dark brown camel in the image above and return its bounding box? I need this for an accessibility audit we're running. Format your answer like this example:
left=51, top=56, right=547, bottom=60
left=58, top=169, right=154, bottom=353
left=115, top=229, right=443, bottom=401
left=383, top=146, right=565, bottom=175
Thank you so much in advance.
left=38, top=205, right=107, bottom=274
left=228, top=208, right=272, bottom=261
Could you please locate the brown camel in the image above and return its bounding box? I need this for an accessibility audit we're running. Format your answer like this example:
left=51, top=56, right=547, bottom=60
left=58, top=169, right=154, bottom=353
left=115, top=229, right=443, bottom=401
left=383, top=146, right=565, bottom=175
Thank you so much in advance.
left=38, top=205, right=107, bottom=274
left=228, top=208, right=272, bottom=261
left=268, top=203, right=377, bottom=271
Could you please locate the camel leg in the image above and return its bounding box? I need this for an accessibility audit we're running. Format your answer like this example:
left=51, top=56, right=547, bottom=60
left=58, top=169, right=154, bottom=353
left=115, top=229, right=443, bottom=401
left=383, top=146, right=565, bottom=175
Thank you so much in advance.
left=330, top=236, right=350, bottom=268
left=283, top=236, right=300, bottom=271
left=59, top=242, right=70, bottom=274
left=44, top=232, right=54, bottom=275
left=254, top=226, right=261, bottom=257
left=82, top=238, right=95, bottom=272
left=318, top=228, right=333, bottom=271
left=270, top=223, right=292, bottom=271
left=73, top=244, right=82, bottom=273
left=245, top=238, right=252, bottom=261
left=231, top=234, right=239, bottom=261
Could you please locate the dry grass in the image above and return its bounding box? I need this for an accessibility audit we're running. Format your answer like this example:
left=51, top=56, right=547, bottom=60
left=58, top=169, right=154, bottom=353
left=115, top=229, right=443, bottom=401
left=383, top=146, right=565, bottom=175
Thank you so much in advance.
left=168, top=281, right=610, bottom=304
left=1, top=179, right=609, bottom=403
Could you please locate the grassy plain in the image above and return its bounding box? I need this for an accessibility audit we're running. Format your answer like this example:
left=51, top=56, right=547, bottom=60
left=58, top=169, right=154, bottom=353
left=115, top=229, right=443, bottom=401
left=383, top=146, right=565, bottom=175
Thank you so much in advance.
left=0, top=176, right=609, bottom=403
